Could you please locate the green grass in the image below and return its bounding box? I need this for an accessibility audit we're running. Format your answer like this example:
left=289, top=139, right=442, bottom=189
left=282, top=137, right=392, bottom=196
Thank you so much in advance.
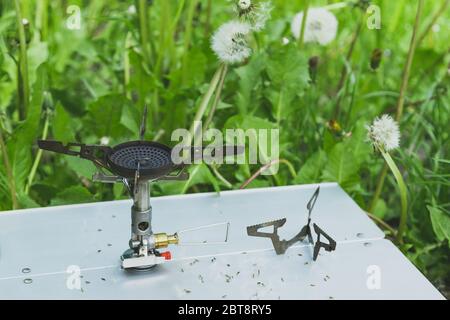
left=0, top=0, right=449, bottom=295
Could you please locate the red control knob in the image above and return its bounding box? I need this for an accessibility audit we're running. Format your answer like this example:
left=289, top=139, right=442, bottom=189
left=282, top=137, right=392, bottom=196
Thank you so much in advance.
left=161, top=251, right=172, bottom=260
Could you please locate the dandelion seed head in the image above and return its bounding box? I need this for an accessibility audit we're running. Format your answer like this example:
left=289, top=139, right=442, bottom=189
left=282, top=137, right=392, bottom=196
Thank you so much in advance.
left=291, top=8, right=338, bottom=45
left=211, top=21, right=252, bottom=64
left=366, top=114, right=400, bottom=152
left=236, top=1, right=272, bottom=32
left=238, top=0, right=252, bottom=10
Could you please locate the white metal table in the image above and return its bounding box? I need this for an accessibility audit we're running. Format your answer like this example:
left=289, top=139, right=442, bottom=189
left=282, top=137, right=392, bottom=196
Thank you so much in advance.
left=0, top=183, right=444, bottom=299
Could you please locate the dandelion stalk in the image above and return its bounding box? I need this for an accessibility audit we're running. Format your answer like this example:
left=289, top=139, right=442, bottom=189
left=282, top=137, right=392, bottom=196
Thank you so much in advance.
left=14, top=0, right=30, bottom=121
left=204, top=64, right=228, bottom=131
left=35, top=0, right=48, bottom=41
left=188, top=64, right=226, bottom=146
left=298, top=0, right=310, bottom=48
left=25, top=110, right=50, bottom=195
left=368, top=165, right=388, bottom=213
left=137, top=0, right=151, bottom=67
left=379, top=150, right=408, bottom=244
left=204, top=0, right=212, bottom=38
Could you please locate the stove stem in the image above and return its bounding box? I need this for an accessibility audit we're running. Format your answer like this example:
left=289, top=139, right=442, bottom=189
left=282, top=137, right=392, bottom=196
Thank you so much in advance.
left=130, top=180, right=153, bottom=253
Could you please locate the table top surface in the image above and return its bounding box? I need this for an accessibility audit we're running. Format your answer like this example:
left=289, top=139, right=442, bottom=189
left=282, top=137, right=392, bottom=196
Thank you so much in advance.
left=0, top=183, right=444, bottom=299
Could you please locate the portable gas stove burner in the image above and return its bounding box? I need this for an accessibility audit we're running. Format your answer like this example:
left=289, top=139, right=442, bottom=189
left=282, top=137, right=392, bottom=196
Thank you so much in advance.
left=38, top=106, right=243, bottom=271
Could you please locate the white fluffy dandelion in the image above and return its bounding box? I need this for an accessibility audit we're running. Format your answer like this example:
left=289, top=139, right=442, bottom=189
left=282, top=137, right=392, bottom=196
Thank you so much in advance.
left=366, top=114, right=401, bottom=152
left=291, top=8, right=338, bottom=45
left=211, top=21, right=252, bottom=64
left=236, top=0, right=272, bottom=32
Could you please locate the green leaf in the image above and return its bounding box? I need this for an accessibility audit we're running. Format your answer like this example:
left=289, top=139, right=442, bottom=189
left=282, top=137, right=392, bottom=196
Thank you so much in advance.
left=295, top=150, right=327, bottom=184
left=224, top=114, right=276, bottom=131
left=428, top=206, right=450, bottom=243
left=180, top=47, right=207, bottom=88
left=322, top=143, right=360, bottom=190
left=27, top=40, right=49, bottom=86
left=17, top=192, right=40, bottom=208
left=266, top=44, right=309, bottom=90
left=120, top=102, right=141, bottom=135
left=346, top=121, right=372, bottom=165
left=373, top=199, right=387, bottom=219
left=50, top=186, right=93, bottom=206
left=266, top=45, right=309, bottom=122
left=53, top=102, right=75, bottom=143
left=181, top=164, right=220, bottom=194
left=235, top=53, right=266, bottom=114
left=85, top=94, right=131, bottom=139
left=65, top=157, right=96, bottom=179
left=113, top=183, right=126, bottom=199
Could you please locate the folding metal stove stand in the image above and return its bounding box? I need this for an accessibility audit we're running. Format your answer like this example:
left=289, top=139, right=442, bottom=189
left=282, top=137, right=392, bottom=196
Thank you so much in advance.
left=0, top=183, right=444, bottom=300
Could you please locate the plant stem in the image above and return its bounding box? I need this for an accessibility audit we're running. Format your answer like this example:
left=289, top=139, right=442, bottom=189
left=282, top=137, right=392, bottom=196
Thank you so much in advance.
left=188, top=64, right=225, bottom=146
left=239, top=159, right=297, bottom=190
left=0, top=127, right=18, bottom=209
left=365, top=211, right=397, bottom=235
left=211, top=164, right=232, bottom=189
left=124, top=32, right=133, bottom=99
left=14, top=0, right=30, bottom=121
left=164, top=0, right=186, bottom=71
left=368, top=164, right=388, bottom=213
left=380, top=150, right=408, bottom=244
left=137, top=0, right=151, bottom=67
left=154, top=0, right=170, bottom=78
left=298, top=0, right=310, bottom=48
left=396, top=0, right=423, bottom=121
left=204, top=64, right=228, bottom=131
left=204, top=0, right=212, bottom=38
left=35, top=0, right=48, bottom=41
left=182, top=0, right=199, bottom=86
left=25, top=110, right=50, bottom=195
left=333, top=14, right=364, bottom=119
left=416, top=0, right=449, bottom=46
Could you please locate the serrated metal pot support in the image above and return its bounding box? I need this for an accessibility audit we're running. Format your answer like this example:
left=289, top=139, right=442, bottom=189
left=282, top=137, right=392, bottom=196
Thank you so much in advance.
left=247, top=187, right=337, bottom=261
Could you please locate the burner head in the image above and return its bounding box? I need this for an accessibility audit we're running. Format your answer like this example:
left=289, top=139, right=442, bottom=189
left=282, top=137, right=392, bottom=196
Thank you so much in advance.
left=107, top=141, right=176, bottom=180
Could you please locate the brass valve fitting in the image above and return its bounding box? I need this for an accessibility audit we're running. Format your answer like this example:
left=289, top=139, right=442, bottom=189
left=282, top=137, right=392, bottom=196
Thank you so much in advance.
left=153, top=233, right=179, bottom=249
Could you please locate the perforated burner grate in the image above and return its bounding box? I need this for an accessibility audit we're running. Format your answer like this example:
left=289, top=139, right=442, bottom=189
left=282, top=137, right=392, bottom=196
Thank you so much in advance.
left=106, top=141, right=176, bottom=179
left=110, top=144, right=172, bottom=170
